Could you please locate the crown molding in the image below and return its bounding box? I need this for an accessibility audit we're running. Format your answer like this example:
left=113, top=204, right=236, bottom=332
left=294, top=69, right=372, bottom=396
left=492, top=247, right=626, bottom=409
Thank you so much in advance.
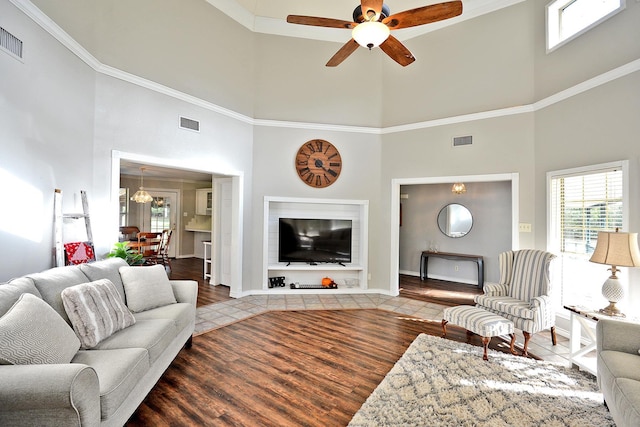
left=10, top=0, right=640, bottom=135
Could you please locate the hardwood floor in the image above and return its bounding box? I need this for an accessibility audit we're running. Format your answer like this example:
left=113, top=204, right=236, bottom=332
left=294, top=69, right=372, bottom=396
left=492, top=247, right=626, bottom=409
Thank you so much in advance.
left=127, top=309, right=513, bottom=427
left=168, top=257, right=232, bottom=306
left=399, top=274, right=483, bottom=306
left=126, top=259, right=511, bottom=426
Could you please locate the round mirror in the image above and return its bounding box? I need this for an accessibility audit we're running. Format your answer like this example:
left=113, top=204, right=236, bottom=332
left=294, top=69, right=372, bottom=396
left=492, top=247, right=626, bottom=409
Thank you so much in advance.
left=437, top=203, right=473, bottom=238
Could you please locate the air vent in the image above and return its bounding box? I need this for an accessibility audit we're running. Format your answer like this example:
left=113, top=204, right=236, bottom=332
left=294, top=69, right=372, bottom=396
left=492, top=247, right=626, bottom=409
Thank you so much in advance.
left=0, top=27, right=23, bottom=59
left=179, top=116, right=200, bottom=132
left=452, top=135, right=472, bottom=147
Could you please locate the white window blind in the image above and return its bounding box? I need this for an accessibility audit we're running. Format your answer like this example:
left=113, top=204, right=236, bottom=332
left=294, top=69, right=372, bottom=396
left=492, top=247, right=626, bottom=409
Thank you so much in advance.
left=548, top=162, right=625, bottom=310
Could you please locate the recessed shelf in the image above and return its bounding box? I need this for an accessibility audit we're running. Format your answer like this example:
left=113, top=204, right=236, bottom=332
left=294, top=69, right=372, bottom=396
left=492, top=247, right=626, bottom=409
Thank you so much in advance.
left=268, top=264, right=363, bottom=271
left=263, top=196, right=369, bottom=292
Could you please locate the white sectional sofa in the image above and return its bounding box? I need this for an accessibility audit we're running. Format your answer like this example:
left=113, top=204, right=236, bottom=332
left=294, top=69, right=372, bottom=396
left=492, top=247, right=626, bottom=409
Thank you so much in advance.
left=596, top=318, right=640, bottom=427
left=0, top=257, right=197, bottom=426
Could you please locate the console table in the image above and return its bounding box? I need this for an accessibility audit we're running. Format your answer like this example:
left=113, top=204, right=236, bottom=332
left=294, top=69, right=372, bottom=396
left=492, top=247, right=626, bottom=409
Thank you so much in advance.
left=420, top=251, right=484, bottom=288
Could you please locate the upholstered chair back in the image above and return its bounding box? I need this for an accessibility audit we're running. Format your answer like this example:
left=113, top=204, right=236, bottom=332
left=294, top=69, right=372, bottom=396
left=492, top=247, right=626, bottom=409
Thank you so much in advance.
left=507, top=249, right=556, bottom=302
left=497, top=251, right=515, bottom=285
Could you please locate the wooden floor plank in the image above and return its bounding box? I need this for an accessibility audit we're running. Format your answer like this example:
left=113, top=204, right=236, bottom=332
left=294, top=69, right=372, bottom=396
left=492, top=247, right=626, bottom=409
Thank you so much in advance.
left=127, top=308, right=519, bottom=427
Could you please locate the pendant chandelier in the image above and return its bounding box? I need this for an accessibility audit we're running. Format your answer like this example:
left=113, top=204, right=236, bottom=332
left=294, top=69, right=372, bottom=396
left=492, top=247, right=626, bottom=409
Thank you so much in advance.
left=452, top=182, right=466, bottom=194
left=130, top=167, right=153, bottom=204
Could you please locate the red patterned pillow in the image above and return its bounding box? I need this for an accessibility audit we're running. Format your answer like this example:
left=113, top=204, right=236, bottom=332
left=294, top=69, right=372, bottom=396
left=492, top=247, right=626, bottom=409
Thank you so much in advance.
left=64, top=242, right=95, bottom=265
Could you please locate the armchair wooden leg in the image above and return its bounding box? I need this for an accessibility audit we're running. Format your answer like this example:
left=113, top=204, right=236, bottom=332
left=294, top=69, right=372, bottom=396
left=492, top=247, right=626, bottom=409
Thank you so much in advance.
left=522, top=331, right=531, bottom=357
left=481, top=337, right=490, bottom=361
left=508, top=333, right=517, bottom=355
left=550, top=326, right=557, bottom=346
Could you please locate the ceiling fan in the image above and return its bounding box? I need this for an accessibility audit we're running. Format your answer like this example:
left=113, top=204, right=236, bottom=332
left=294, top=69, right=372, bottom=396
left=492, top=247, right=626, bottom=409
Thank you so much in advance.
left=287, top=0, right=463, bottom=67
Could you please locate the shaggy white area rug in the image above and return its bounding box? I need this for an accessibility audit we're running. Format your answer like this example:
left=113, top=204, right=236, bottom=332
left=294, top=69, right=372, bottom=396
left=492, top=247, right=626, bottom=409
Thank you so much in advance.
left=349, top=334, right=614, bottom=427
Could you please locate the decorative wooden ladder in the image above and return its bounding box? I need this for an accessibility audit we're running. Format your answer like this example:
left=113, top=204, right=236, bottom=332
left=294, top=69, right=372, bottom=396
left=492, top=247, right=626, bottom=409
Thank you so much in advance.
left=53, top=189, right=93, bottom=267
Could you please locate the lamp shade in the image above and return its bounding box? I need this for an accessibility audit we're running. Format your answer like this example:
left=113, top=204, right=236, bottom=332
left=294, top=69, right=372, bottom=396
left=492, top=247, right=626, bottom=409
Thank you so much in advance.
left=589, top=231, right=640, bottom=267
left=352, top=21, right=390, bottom=49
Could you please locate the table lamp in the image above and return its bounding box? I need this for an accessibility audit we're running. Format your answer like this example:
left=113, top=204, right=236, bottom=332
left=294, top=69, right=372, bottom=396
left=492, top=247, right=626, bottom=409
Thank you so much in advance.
left=589, top=229, right=640, bottom=317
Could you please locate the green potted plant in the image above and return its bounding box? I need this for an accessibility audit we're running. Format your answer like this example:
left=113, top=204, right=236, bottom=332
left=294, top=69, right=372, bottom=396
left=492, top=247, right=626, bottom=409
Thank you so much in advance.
left=107, top=241, right=144, bottom=266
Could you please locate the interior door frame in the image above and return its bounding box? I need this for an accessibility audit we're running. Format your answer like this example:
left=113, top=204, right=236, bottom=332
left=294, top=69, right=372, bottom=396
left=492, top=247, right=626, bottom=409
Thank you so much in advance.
left=111, top=150, right=244, bottom=298
left=141, top=189, right=180, bottom=258
left=389, top=172, right=520, bottom=296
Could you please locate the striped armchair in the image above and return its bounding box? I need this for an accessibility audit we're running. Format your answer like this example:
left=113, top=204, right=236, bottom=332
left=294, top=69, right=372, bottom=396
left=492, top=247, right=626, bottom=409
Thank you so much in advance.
left=474, top=249, right=557, bottom=356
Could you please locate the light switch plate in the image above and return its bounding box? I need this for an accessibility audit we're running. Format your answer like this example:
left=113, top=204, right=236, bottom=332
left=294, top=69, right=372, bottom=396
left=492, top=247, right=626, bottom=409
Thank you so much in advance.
left=519, top=223, right=532, bottom=233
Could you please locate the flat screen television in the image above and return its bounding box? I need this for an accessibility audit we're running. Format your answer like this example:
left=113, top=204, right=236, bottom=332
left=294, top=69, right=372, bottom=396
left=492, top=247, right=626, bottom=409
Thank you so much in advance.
left=278, top=218, right=352, bottom=265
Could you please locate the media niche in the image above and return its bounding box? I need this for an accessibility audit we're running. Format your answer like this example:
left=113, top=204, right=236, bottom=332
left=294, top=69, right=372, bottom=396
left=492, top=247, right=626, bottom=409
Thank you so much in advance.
left=278, top=218, right=352, bottom=265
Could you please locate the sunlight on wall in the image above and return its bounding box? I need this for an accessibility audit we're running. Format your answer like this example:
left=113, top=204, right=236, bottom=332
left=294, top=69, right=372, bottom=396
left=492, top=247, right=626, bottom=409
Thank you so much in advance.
left=0, top=169, right=44, bottom=242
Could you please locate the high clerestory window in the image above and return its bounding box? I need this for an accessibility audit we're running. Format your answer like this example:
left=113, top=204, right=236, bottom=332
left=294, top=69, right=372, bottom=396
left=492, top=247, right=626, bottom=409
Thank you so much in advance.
left=547, top=161, right=628, bottom=311
left=546, top=0, right=625, bottom=51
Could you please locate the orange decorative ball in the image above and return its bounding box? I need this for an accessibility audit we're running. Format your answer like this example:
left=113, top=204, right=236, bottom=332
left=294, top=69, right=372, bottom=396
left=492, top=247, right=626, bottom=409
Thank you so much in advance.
left=322, top=277, right=333, bottom=287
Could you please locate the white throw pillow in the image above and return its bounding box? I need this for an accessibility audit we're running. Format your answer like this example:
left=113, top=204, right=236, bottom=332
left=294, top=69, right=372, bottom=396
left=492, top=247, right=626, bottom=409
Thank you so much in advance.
left=61, top=279, right=136, bottom=349
left=0, top=294, right=80, bottom=365
left=119, top=264, right=177, bottom=313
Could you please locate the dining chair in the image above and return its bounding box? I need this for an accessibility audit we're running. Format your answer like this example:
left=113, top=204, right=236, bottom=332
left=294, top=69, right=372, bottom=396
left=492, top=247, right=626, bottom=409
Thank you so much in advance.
left=136, top=231, right=163, bottom=264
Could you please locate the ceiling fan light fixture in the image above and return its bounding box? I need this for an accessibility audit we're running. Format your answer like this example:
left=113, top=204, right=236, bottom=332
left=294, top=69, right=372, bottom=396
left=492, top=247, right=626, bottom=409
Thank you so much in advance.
left=352, top=21, right=390, bottom=49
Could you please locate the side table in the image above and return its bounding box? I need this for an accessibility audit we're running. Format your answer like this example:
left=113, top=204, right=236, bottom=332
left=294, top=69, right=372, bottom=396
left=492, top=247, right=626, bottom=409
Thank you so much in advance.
left=564, top=305, right=640, bottom=376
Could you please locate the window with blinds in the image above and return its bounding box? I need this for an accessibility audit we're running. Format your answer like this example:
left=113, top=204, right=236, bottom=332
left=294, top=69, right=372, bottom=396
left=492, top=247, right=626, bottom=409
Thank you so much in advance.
left=548, top=161, right=627, bottom=310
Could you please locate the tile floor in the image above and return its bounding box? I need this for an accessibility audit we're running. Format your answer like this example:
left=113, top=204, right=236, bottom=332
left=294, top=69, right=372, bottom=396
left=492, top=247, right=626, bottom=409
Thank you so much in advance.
left=195, top=293, right=588, bottom=372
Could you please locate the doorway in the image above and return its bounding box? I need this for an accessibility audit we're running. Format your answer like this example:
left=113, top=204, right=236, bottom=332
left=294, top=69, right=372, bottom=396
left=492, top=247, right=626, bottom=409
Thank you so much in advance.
left=112, top=150, right=244, bottom=298
left=389, top=173, right=520, bottom=296
left=142, top=190, right=178, bottom=258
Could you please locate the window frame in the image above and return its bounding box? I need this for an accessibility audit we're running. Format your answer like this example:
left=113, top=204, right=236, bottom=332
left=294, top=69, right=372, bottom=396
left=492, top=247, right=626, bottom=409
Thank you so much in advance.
left=546, top=0, right=626, bottom=53
left=546, top=160, right=629, bottom=316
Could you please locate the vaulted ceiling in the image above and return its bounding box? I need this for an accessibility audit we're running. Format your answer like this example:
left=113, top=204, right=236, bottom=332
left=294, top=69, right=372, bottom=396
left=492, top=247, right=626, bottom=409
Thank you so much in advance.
left=207, top=0, right=522, bottom=42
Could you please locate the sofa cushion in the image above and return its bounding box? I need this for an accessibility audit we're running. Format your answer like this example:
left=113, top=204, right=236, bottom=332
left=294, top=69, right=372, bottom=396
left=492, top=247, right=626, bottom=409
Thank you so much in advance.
left=610, top=378, right=640, bottom=427
left=61, top=279, right=136, bottom=349
left=599, top=350, right=640, bottom=382
left=119, top=265, right=177, bottom=313
left=0, top=278, right=42, bottom=317
left=73, top=348, right=149, bottom=420
left=0, top=294, right=80, bottom=365
left=28, top=265, right=91, bottom=323
left=92, top=319, right=176, bottom=364
left=134, top=302, right=195, bottom=332
left=79, top=258, right=128, bottom=303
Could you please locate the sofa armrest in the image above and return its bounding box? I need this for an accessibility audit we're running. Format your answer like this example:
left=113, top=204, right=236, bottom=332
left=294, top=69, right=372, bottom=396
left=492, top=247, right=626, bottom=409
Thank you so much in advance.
left=170, top=280, right=198, bottom=306
left=597, top=318, right=640, bottom=356
left=0, top=364, right=100, bottom=426
left=482, top=282, right=508, bottom=296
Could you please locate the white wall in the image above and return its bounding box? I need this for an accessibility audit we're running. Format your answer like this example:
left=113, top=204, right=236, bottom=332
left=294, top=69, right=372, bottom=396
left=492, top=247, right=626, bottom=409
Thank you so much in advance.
left=0, top=0, right=96, bottom=278
left=91, top=74, right=255, bottom=286
left=251, top=125, right=382, bottom=291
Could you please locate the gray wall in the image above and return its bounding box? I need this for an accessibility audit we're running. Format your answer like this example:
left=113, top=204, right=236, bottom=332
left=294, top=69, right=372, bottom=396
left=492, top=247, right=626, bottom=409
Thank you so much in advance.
left=399, top=182, right=512, bottom=284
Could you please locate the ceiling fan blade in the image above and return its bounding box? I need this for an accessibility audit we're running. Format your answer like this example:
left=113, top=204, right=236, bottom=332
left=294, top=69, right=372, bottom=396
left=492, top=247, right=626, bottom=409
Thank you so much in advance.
left=383, top=0, right=463, bottom=30
left=379, top=35, right=416, bottom=67
left=360, top=0, right=384, bottom=20
left=287, top=15, right=356, bottom=29
left=326, top=39, right=360, bottom=67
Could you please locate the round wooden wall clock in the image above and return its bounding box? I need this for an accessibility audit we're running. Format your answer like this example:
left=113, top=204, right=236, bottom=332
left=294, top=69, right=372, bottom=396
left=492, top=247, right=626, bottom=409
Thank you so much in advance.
left=295, top=139, right=342, bottom=188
